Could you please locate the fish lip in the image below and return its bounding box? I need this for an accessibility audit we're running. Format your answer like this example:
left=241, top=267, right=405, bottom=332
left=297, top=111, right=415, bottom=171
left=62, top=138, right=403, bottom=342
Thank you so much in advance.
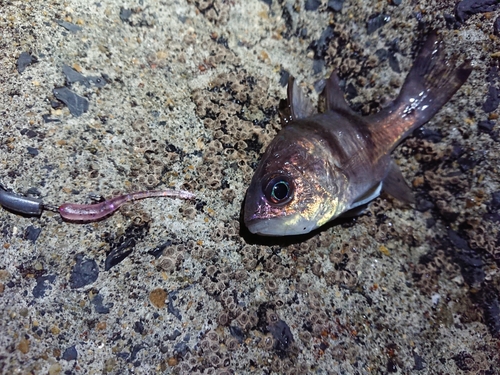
left=243, top=212, right=265, bottom=235
left=242, top=201, right=278, bottom=236
left=244, top=215, right=316, bottom=237
left=244, top=217, right=280, bottom=236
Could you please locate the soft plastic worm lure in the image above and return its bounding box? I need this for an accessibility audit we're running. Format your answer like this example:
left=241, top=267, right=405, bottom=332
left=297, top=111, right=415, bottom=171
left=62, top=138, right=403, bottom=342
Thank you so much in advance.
left=58, top=189, right=195, bottom=222
left=0, top=184, right=195, bottom=222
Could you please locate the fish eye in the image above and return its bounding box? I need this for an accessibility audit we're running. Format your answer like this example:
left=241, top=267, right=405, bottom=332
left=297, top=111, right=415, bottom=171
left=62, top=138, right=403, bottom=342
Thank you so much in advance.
left=264, top=176, right=293, bottom=205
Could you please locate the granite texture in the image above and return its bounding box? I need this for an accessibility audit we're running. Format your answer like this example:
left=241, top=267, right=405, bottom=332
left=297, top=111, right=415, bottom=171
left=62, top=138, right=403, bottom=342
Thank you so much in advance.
left=0, top=0, right=499, bottom=374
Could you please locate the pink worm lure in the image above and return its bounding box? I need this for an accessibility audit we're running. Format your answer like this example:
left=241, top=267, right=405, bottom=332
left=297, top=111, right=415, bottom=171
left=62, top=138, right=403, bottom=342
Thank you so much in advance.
left=58, top=189, right=196, bottom=222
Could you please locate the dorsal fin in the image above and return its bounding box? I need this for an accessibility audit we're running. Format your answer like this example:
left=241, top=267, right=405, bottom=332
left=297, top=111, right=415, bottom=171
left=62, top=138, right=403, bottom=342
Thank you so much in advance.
left=322, top=71, right=355, bottom=114
left=279, top=76, right=316, bottom=126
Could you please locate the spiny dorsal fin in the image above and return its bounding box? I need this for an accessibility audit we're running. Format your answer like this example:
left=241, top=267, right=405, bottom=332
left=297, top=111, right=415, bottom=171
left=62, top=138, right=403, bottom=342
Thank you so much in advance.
left=322, top=71, right=355, bottom=114
left=278, top=76, right=316, bottom=126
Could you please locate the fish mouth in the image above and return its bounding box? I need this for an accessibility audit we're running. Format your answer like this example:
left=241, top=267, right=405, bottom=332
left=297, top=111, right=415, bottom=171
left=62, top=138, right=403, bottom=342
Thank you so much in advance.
left=243, top=185, right=316, bottom=236
left=244, top=215, right=316, bottom=237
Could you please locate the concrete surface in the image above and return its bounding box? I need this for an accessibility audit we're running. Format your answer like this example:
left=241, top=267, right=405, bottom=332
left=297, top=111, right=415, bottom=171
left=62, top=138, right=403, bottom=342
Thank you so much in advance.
left=0, top=0, right=499, bottom=374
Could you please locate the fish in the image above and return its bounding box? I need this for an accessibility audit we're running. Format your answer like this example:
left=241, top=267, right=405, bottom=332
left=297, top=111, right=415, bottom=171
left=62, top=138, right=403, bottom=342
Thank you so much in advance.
left=243, top=30, right=472, bottom=236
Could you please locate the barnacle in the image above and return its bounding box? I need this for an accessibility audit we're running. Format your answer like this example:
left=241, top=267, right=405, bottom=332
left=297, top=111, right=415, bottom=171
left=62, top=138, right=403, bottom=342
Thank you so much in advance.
left=226, top=337, right=239, bottom=351
left=266, top=278, right=279, bottom=293
left=218, top=311, right=229, bottom=326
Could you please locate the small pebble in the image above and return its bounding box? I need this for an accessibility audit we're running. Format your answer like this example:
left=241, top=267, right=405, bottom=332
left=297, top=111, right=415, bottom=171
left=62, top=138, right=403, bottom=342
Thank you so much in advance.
left=18, top=338, right=30, bottom=354
left=149, top=288, right=167, bottom=308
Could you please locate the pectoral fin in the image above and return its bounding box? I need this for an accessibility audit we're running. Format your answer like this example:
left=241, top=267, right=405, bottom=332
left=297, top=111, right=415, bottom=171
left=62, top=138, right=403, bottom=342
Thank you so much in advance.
left=341, top=182, right=382, bottom=218
left=382, top=161, right=415, bottom=205
left=351, top=182, right=383, bottom=209
left=279, top=76, right=316, bottom=126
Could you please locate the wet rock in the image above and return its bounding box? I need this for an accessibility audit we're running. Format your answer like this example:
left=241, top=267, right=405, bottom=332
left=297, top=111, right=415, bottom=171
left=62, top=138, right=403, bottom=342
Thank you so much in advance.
left=455, top=0, right=499, bottom=23
left=32, top=275, right=56, bottom=298
left=104, top=239, right=135, bottom=271
left=165, top=329, right=181, bottom=341
left=474, top=286, right=500, bottom=338
left=327, top=0, right=345, bottom=12
left=413, top=351, right=426, bottom=370
left=173, top=340, right=189, bottom=356
left=26, top=147, right=39, bottom=156
left=53, top=87, right=89, bottom=117
left=447, top=230, right=484, bottom=287
left=494, top=16, right=500, bottom=36
left=63, top=65, right=107, bottom=88
left=279, top=68, right=290, bottom=87
left=367, top=13, right=391, bottom=34
left=24, top=225, right=42, bottom=243
left=17, top=52, right=35, bottom=74
left=312, top=58, right=325, bottom=74
left=133, top=320, right=145, bottom=335
left=482, top=85, right=499, bottom=113
left=129, top=345, right=145, bottom=362
left=229, top=325, right=245, bottom=342
left=168, top=292, right=182, bottom=320
left=62, top=345, right=78, bottom=361
left=69, top=254, right=99, bottom=289
left=443, top=13, right=461, bottom=29
left=416, top=197, right=434, bottom=212
left=56, top=20, right=83, bottom=33
left=375, top=48, right=388, bottom=62
left=388, top=52, right=401, bottom=73
left=92, top=293, right=113, bottom=314
left=457, top=155, right=478, bottom=172
left=414, top=127, right=443, bottom=143
left=267, top=318, right=294, bottom=358
left=119, top=8, right=133, bottom=22
left=387, top=38, right=401, bottom=73
left=148, top=240, right=172, bottom=259
left=308, top=26, right=334, bottom=59
left=281, top=4, right=295, bottom=39
left=304, top=0, right=321, bottom=11
left=489, top=190, right=500, bottom=211
left=477, top=119, right=495, bottom=133
left=387, top=357, right=398, bottom=372
left=42, top=114, right=61, bottom=124
left=105, top=222, right=150, bottom=271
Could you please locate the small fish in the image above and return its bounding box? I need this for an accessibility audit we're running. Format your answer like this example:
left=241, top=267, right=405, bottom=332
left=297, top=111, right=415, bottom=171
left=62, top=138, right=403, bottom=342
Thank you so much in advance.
left=243, top=31, right=472, bottom=236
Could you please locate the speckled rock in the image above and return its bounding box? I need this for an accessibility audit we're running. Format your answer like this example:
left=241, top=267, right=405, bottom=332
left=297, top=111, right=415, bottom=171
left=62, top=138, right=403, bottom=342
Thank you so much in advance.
left=0, top=0, right=499, bottom=374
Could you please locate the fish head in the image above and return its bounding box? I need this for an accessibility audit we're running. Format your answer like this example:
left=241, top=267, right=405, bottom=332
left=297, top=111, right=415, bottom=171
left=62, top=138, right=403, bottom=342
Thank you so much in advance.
left=243, top=127, right=345, bottom=236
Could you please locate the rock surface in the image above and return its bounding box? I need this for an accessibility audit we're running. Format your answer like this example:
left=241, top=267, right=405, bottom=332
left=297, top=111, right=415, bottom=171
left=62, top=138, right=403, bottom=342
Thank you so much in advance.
left=0, top=0, right=499, bottom=373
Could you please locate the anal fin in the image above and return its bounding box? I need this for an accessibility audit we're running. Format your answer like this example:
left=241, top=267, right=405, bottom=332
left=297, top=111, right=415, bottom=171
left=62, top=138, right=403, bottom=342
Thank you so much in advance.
left=382, top=161, right=415, bottom=205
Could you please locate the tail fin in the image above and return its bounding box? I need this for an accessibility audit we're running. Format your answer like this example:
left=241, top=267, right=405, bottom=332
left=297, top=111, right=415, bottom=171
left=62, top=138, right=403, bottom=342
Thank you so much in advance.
left=370, top=30, right=472, bottom=152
